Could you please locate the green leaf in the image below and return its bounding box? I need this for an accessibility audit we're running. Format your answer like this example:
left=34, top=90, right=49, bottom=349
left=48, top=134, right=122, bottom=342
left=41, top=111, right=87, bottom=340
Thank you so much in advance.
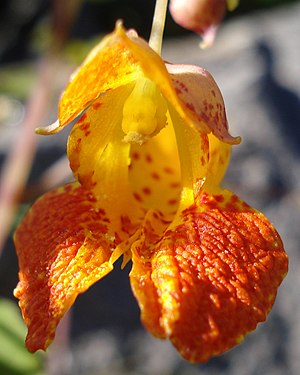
left=0, top=298, right=45, bottom=375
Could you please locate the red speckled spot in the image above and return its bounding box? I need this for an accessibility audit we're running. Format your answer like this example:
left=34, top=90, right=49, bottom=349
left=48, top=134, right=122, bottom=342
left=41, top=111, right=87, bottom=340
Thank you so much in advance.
left=164, top=167, right=174, bottom=174
left=151, top=172, right=160, bottom=180
left=185, top=102, right=196, bottom=112
left=79, top=122, right=91, bottom=137
left=77, top=113, right=87, bottom=123
left=133, top=192, right=143, bottom=202
left=142, top=187, right=152, bottom=195
left=145, top=154, right=153, bottom=163
left=132, top=152, right=140, bottom=160
left=92, top=102, right=102, bottom=110
left=168, top=198, right=178, bottom=206
left=170, top=182, right=181, bottom=189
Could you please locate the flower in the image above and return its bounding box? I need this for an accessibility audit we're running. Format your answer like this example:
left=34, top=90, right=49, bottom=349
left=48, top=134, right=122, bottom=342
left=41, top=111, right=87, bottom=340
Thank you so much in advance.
left=14, top=23, right=288, bottom=363
left=169, top=0, right=239, bottom=48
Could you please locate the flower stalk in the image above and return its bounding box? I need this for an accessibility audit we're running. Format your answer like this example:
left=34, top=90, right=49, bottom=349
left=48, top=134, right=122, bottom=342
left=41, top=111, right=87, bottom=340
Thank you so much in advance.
left=149, top=0, right=169, bottom=55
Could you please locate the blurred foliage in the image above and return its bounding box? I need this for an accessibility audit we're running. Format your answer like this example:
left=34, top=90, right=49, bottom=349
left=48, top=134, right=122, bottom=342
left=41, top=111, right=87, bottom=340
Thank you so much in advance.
left=0, top=299, right=45, bottom=375
left=1, top=0, right=299, bottom=65
left=11, top=204, right=31, bottom=233
left=0, top=65, right=35, bottom=100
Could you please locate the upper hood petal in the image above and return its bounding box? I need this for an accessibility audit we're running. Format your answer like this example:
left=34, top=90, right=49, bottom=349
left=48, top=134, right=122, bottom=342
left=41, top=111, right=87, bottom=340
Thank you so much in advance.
left=37, top=24, right=142, bottom=135
left=38, top=23, right=239, bottom=146
left=167, top=63, right=240, bottom=144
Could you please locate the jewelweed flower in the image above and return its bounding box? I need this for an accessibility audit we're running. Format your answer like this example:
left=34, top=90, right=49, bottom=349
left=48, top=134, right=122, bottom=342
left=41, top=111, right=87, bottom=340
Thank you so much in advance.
left=170, top=0, right=239, bottom=48
left=14, top=23, right=288, bottom=363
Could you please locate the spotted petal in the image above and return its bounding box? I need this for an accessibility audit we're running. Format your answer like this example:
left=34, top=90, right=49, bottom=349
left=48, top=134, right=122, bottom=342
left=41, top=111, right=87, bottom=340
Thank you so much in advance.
left=14, top=183, right=135, bottom=352
left=36, top=24, right=142, bottom=135
left=130, top=190, right=288, bottom=362
left=167, top=63, right=240, bottom=144
left=37, top=23, right=239, bottom=148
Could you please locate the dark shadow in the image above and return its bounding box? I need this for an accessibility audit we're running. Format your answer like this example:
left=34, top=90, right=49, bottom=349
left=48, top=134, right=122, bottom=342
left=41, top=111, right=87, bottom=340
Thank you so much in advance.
left=70, top=259, right=141, bottom=340
left=256, top=40, right=300, bottom=158
left=0, top=236, right=19, bottom=299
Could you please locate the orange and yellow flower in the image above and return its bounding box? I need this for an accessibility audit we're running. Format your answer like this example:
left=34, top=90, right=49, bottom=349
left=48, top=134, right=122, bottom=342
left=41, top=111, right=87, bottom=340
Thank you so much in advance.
left=14, top=23, right=288, bottom=363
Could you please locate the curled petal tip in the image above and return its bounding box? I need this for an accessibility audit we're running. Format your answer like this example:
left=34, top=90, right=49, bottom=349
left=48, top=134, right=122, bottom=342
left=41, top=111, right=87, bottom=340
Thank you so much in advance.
left=230, top=134, right=242, bottom=145
left=199, top=26, right=218, bottom=49
left=35, top=119, right=60, bottom=135
left=115, top=19, right=125, bottom=35
left=115, top=19, right=138, bottom=39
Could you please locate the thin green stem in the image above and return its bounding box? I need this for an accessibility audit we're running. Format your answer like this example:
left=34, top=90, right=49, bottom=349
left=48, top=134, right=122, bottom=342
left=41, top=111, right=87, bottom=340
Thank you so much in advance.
left=149, top=0, right=168, bottom=55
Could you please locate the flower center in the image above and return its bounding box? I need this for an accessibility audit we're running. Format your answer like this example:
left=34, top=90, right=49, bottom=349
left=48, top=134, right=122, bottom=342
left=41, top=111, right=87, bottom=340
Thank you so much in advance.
left=122, top=78, right=167, bottom=144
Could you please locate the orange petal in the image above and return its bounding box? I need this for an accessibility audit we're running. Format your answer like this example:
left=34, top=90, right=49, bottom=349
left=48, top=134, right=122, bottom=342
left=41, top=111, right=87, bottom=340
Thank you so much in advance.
left=14, top=183, right=124, bottom=352
left=130, top=190, right=288, bottom=362
left=37, top=24, right=142, bottom=135
left=39, top=23, right=238, bottom=146
left=130, top=210, right=174, bottom=339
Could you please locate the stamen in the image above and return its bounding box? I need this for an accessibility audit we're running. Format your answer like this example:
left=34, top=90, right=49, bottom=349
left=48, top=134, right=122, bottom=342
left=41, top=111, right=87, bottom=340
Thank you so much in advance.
left=122, top=78, right=167, bottom=144
left=149, top=0, right=169, bottom=55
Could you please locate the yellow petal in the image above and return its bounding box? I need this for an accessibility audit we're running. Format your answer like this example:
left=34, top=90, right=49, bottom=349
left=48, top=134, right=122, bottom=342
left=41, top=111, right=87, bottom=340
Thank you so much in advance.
left=14, top=183, right=134, bottom=352
left=67, top=84, right=144, bottom=228
left=169, top=106, right=209, bottom=191
left=129, top=128, right=181, bottom=216
left=128, top=103, right=210, bottom=222
left=206, top=133, right=231, bottom=188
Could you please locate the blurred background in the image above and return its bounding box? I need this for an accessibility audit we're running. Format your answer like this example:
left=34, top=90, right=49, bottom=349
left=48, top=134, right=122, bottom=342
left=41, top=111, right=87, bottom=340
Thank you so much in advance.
left=0, top=0, right=299, bottom=374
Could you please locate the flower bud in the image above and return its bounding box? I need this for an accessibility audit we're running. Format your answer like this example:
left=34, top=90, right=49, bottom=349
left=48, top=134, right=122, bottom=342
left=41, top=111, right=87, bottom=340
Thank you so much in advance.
left=169, top=0, right=238, bottom=48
